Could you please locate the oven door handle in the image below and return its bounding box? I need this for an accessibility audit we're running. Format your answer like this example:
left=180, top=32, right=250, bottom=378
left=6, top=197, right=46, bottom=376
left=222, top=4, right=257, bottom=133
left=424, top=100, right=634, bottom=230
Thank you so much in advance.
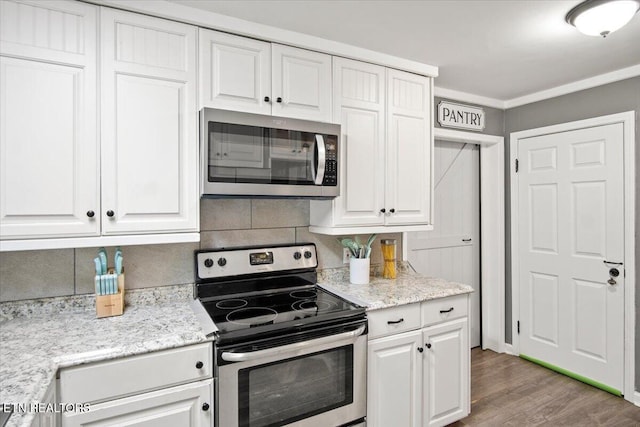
left=221, top=324, right=366, bottom=362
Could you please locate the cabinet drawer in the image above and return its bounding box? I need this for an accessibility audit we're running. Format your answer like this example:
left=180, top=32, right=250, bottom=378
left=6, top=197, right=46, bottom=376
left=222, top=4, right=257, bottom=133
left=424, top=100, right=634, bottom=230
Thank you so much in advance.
left=368, top=304, right=420, bottom=339
left=421, top=295, right=468, bottom=327
left=60, top=343, right=212, bottom=404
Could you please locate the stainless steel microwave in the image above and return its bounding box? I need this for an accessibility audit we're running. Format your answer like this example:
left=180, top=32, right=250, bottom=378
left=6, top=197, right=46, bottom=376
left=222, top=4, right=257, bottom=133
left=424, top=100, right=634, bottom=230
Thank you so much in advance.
left=200, top=108, right=340, bottom=198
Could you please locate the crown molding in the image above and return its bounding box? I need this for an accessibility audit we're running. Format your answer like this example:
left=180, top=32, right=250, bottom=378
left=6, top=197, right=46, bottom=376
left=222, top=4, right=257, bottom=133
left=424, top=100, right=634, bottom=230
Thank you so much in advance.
left=436, top=64, right=640, bottom=110
left=434, top=87, right=505, bottom=109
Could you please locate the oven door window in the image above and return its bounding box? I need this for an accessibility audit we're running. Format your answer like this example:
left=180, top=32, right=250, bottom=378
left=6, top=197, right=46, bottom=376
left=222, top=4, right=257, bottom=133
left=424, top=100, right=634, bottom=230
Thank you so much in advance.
left=238, top=345, right=353, bottom=427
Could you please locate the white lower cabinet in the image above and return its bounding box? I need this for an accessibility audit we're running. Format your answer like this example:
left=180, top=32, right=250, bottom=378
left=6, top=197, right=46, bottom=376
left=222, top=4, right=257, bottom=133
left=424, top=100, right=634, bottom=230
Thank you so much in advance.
left=61, top=380, right=212, bottom=427
left=58, top=343, right=213, bottom=427
left=368, top=330, right=422, bottom=427
left=422, top=318, right=469, bottom=427
left=366, top=296, right=470, bottom=427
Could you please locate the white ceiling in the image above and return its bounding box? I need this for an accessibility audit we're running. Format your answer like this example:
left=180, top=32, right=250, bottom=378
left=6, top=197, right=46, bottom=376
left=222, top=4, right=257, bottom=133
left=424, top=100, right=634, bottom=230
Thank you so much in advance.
left=168, top=0, right=640, bottom=106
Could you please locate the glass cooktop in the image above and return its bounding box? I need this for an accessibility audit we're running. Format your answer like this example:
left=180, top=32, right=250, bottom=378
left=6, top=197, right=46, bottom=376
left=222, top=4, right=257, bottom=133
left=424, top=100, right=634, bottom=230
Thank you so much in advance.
left=201, top=285, right=362, bottom=336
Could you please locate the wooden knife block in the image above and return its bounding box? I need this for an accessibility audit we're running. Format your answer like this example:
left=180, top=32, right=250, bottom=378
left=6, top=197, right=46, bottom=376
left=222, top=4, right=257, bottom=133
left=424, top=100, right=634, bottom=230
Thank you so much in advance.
left=96, top=269, right=125, bottom=318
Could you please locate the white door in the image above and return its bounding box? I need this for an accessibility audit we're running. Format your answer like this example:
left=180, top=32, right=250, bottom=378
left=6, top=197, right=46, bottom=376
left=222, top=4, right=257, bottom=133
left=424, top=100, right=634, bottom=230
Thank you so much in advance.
left=271, top=44, right=332, bottom=122
left=517, top=123, right=625, bottom=392
left=62, top=380, right=212, bottom=427
left=0, top=0, right=99, bottom=239
left=422, top=318, right=469, bottom=427
left=100, top=8, right=198, bottom=235
left=385, top=69, right=431, bottom=225
left=199, top=29, right=271, bottom=114
left=408, top=141, right=481, bottom=347
left=368, top=330, right=422, bottom=427
left=332, top=57, right=386, bottom=226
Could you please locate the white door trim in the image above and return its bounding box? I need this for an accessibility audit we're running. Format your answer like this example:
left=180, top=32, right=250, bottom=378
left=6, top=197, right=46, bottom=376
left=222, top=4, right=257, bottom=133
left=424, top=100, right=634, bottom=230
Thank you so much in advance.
left=509, top=111, right=636, bottom=402
left=404, top=127, right=505, bottom=353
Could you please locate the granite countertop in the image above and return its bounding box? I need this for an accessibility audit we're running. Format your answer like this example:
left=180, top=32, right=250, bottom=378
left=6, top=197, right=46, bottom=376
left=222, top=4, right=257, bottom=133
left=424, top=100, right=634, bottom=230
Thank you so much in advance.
left=317, top=263, right=474, bottom=310
left=0, top=284, right=210, bottom=427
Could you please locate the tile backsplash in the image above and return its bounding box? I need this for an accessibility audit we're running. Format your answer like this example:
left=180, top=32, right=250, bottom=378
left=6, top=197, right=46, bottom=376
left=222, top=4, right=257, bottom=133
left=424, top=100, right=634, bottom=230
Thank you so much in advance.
left=0, top=199, right=402, bottom=302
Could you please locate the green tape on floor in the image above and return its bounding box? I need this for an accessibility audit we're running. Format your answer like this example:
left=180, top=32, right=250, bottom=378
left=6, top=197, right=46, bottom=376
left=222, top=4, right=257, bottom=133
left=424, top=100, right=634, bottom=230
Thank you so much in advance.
left=519, top=354, right=622, bottom=397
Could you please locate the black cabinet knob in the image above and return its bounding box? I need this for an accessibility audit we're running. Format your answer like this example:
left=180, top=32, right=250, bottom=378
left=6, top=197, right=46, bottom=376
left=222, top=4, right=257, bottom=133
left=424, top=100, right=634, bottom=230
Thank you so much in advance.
left=264, top=96, right=270, bottom=102
left=417, top=347, right=424, bottom=353
left=304, top=251, right=312, bottom=259
left=86, top=210, right=95, bottom=218
left=204, top=258, right=214, bottom=268
left=195, top=361, right=204, bottom=369
left=426, top=343, right=432, bottom=349
left=106, top=210, right=114, bottom=217
left=390, top=208, right=396, bottom=213
left=293, top=252, right=302, bottom=260
left=218, top=257, right=227, bottom=267
left=276, top=97, right=283, bottom=103
left=202, top=403, right=210, bottom=411
left=380, top=208, right=386, bottom=213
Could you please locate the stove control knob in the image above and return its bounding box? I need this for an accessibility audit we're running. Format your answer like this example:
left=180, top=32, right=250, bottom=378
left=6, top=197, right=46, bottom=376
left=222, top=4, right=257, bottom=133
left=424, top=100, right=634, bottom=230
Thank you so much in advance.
left=217, top=257, right=227, bottom=267
left=304, top=250, right=313, bottom=259
left=204, top=258, right=214, bottom=268
left=293, top=251, right=302, bottom=260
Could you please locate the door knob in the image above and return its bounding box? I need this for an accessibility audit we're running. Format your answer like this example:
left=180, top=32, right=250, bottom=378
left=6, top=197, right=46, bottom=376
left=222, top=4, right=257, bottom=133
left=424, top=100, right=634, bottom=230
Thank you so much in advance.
left=609, top=268, right=620, bottom=278
left=106, top=210, right=115, bottom=218
left=425, top=343, right=432, bottom=349
left=264, top=96, right=270, bottom=102
left=417, top=347, right=424, bottom=353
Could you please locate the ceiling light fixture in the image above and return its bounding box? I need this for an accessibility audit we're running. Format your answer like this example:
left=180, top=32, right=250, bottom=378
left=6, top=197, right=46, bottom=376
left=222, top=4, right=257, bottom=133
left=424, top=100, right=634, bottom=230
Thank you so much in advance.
left=566, top=0, right=640, bottom=37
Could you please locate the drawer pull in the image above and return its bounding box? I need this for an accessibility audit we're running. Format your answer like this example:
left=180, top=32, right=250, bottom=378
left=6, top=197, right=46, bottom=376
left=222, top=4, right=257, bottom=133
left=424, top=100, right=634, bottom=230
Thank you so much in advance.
left=426, top=343, right=432, bottom=349
left=195, top=361, right=204, bottom=369
left=417, top=347, right=424, bottom=353
left=202, top=403, right=210, bottom=411
left=439, top=307, right=454, bottom=314
left=387, top=318, right=404, bottom=325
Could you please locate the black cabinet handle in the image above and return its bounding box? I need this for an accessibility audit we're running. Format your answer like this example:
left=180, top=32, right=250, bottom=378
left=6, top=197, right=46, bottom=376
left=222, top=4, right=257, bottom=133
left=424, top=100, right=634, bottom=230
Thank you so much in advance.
left=439, top=307, right=454, bottom=314
left=387, top=318, right=404, bottom=325
left=264, top=96, right=270, bottom=102
left=276, top=97, right=283, bottom=103
left=426, top=343, right=432, bottom=349
left=195, top=361, right=203, bottom=369
left=380, top=208, right=386, bottom=213
left=390, top=208, right=395, bottom=213
left=417, top=347, right=424, bottom=353
left=106, top=210, right=114, bottom=217
left=86, top=210, right=95, bottom=218
left=202, top=403, right=210, bottom=411
left=462, top=238, right=472, bottom=242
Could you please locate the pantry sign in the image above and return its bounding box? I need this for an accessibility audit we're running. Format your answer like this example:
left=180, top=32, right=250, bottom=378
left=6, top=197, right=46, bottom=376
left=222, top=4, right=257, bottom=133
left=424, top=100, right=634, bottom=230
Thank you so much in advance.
left=437, top=101, right=485, bottom=131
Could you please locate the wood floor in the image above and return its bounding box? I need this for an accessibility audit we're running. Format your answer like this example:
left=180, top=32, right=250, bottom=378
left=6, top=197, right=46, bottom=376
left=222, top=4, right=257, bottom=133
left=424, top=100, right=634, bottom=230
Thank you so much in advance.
left=450, top=348, right=640, bottom=426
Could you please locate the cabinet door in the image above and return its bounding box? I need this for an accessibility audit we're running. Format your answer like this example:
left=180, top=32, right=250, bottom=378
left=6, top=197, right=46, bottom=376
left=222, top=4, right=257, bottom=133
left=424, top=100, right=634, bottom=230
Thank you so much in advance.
left=368, top=330, right=422, bottom=427
left=331, top=58, right=386, bottom=226
left=100, top=8, right=198, bottom=235
left=385, top=69, right=431, bottom=225
left=62, top=380, right=213, bottom=427
left=0, top=0, right=99, bottom=239
left=272, top=44, right=331, bottom=122
left=422, top=318, right=469, bottom=427
left=199, top=29, right=271, bottom=114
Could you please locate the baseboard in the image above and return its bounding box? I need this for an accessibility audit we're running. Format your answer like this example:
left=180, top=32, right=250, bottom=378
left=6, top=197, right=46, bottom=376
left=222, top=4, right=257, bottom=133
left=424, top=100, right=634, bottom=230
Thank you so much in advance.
left=504, top=343, right=515, bottom=355
left=634, top=391, right=640, bottom=407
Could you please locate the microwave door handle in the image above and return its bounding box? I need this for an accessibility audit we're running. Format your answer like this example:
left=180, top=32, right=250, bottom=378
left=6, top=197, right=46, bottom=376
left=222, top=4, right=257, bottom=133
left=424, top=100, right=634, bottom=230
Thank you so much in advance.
left=313, top=134, right=326, bottom=185
left=220, top=325, right=365, bottom=363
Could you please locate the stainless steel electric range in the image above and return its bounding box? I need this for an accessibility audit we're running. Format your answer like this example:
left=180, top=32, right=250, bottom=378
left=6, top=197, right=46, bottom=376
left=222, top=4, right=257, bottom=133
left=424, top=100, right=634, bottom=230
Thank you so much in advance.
left=194, top=243, right=367, bottom=427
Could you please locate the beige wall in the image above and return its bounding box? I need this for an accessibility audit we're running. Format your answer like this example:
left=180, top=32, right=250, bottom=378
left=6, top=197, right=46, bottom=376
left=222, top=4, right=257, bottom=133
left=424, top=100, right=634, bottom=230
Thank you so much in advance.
left=0, top=199, right=401, bottom=302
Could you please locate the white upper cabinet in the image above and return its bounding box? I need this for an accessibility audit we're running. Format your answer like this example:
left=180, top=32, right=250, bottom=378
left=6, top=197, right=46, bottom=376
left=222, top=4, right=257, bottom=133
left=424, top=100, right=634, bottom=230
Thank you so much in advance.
left=199, top=30, right=332, bottom=122
left=100, top=8, right=199, bottom=236
left=271, top=44, right=332, bottom=122
left=385, top=69, right=431, bottom=225
left=199, top=29, right=271, bottom=114
left=1, top=2, right=199, bottom=250
left=0, top=0, right=99, bottom=240
left=310, top=59, right=433, bottom=234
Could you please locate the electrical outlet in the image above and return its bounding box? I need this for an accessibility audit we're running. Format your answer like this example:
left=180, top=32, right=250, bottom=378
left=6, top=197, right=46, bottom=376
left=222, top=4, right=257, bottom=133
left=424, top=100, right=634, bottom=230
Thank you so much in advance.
left=343, top=248, right=352, bottom=264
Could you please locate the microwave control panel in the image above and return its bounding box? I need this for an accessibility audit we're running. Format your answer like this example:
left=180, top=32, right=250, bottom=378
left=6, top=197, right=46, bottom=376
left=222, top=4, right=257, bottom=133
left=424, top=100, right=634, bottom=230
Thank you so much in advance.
left=323, top=137, right=338, bottom=186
